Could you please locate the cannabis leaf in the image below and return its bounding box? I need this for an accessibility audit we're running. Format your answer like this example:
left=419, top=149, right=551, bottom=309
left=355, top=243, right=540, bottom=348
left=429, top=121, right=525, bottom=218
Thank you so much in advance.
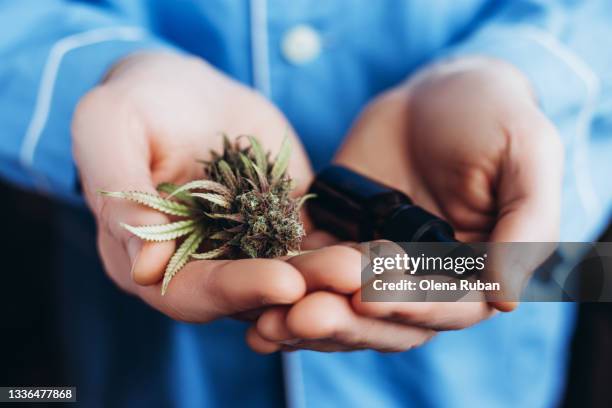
left=120, top=220, right=197, bottom=242
left=157, top=183, right=197, bottom=206
left=190, top=193, right=231, bottom=209
left=271, top=135, right=291, bottom=183
left=99, top=191, right=192, bottom=217
left=296, top=193, right=317, bottom=209
left=192, top=244, right=229, bottom=260
left=167, top=179, right=232, bottom=199
left=101, top=134, right=307, bottom=295
left=161, top=229, right=204, bottom=295
left=247, top=135, right=268, bottom=174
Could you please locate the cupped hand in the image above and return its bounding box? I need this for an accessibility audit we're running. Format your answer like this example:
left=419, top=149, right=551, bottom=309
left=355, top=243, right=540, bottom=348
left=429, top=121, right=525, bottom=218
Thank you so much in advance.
left=335, top=57, right=563, bottom=310
left=72, top=51, right=313, bottom=322
left=246, top=57, right=564, bottom=353
left=246, top=244, right=493, bottom=353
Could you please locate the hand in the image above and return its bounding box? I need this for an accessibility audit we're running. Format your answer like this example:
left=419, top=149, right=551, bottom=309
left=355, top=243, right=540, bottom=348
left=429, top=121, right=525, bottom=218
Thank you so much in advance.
left=247, top=245, right=438, bottom=353
left=246, top=57, right=564, bottom=353
left=72, top=51, right=313, bottom=322
left=335, top=56, right=563, bottom=309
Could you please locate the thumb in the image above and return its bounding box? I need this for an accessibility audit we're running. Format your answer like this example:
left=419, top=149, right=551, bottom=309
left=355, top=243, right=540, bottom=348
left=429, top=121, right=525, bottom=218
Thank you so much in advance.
left=73, top=87, right=175, bottom=286
left=97, top=189, right=176, bottom=286
left=486, top=115, right=563, bottom=312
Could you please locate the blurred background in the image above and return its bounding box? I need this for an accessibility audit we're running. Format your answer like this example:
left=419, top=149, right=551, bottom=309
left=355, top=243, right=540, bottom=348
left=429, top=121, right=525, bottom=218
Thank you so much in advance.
left=1, top=179, right=611, bottom=407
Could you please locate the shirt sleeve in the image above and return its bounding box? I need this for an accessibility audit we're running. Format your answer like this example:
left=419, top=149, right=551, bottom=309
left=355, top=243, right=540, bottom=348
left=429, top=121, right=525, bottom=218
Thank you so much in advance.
left=440, top=0, right=612, bottom=240
left=0, top=0, right=173, bottom=203
left=442, top=0, right=592, bottom=122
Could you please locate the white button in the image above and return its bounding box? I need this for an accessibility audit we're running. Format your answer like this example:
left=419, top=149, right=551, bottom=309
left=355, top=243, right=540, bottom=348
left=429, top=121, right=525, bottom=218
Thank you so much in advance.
left=281, top=25, right=322, bottom=65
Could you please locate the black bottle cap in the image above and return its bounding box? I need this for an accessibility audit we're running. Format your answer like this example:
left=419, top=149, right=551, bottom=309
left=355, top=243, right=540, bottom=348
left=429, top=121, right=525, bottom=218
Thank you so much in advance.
left=381, top=205, right=456, bottom=242
left=307, top=165, right=457, bottom=243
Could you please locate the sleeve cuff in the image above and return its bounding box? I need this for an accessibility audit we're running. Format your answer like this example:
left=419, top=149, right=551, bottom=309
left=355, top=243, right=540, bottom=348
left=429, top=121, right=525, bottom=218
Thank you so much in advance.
left=22, top=29, right=175, bottom=203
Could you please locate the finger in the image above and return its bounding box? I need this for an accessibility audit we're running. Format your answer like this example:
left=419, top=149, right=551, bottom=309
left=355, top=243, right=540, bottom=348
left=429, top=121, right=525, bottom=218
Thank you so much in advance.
left=136, top=258, right=306, bottom=323
left=492, top=115, right=563, bottom=242
left=249, top=323, right=343, bottom=352
left=255, top=305, right=363, bottom=351
left=246, top=325, right=282, bottom=354
left=488, top=113, right=563, bottom=311
left=283, top=292, right=435, bottom=352
left=73, top=87, right=176, bottom=286
left=287, top=245, right=363, bottom=294
left=256, top=306, right=294, bottom=342
left=98, top=198, right=176, bottom=286
left=352, top=291, right=495, bottom=331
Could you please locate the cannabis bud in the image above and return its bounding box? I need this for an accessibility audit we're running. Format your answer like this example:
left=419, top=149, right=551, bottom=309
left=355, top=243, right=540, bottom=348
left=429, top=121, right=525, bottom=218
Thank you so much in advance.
left=101, top=135, right=311, bottom=295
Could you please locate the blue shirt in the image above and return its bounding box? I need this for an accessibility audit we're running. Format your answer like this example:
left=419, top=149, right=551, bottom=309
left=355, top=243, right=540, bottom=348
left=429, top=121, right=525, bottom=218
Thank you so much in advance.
left=2, top=1, right=612, bottom=407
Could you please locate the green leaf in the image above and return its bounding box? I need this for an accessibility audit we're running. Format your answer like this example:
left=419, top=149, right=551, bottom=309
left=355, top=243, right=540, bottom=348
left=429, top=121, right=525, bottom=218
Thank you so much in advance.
left=238, top=153, right=257, bottom=183
left=239, top=152, right=268, bottom=190
left=191, top=244, right=229, bottom=260
left=271, top=135, right=291, bottom=182
left=100, top=191, right=192, bottom=217
left=121, top=219, right=197, bottom=242
left=156, top=183, right=197, bottom=206
left=248, top=136, right=268, bottom=174
left=222, top=133, right=232, bottom=153
left=205, top=212, right=244, bottom=222
left=251, top=159, right=269, bottom=190
left=161, top=229, right=204, bottom=295
left=191, top=193, right=231, bottom=209
left=218, top=160, right=238, bottom=191
left=242, top=177, right=259, bottom=191
left=296, top=193, right=317, bottom=209
left=168, top=179, right=232, bottom=199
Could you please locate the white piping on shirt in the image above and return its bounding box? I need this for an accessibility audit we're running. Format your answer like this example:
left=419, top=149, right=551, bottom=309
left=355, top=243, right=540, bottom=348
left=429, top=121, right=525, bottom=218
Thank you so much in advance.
left=518, top=27, right=602, bottom=220
left=249, top=0, right=272, bottom=98
left=19, top=26, right=146, bottom=170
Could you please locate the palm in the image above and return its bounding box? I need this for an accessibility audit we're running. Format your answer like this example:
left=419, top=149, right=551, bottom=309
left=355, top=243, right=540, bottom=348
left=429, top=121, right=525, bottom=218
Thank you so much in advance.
left=334, top=96, right=499, bottom=242
left=335, top=61, right=561, bottom=244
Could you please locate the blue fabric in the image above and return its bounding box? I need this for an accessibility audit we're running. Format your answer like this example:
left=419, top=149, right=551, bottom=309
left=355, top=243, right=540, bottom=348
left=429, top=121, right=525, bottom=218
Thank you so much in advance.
left=3, top=0, right=612, bottom=406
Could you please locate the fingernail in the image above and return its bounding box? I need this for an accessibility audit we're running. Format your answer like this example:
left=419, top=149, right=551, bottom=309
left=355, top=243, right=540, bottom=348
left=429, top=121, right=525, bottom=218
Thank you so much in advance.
left=127, top=237, right=141, bottom=273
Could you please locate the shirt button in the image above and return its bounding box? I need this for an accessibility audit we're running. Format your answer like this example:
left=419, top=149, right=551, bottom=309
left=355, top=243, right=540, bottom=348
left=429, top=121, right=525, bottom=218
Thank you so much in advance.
left=281, top=25, right=322, bottom=65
